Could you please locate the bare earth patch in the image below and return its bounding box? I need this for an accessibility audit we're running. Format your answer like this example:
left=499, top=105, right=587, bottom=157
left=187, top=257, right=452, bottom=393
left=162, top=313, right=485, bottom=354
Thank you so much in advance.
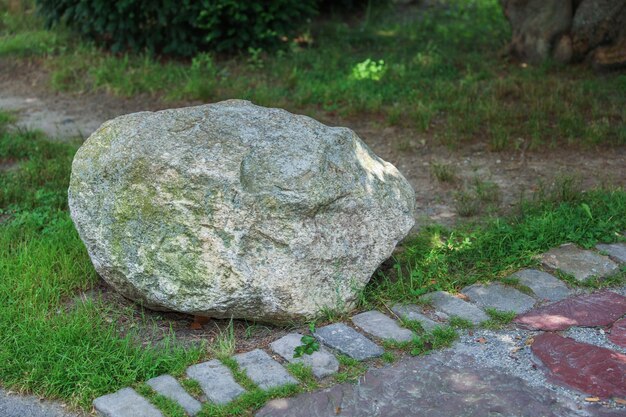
left=2, top=57, right=624, bottom=231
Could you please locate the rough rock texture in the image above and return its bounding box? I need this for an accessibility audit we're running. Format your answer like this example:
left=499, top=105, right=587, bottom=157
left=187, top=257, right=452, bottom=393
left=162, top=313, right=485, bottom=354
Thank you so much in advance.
left=500, top=0, right=626, bottom=69
left=541, top=244, right=618, bottom=282
left=257, top=351, right=584, bottom=417
left=420, top=291, right=489, bottom=325
left=351, top=310, right=414, bottom=342
left=270, top=333, right=339, bottom=379
left=511, top=269, right=571, bottom=301
left=514, top=291, right=626, bottom=331
left=596, top=242, right=626, bottom=264
left=531, top=333, right=626, bottom=399
left=314, top=323, right=383, bottom=360
left=461, top=282, right=536, bottom=314
left=68, top=100, right=415, bottom=323
left=608, top=318, right=626, bottom=349
left=391, top=304, right=439, bottom=331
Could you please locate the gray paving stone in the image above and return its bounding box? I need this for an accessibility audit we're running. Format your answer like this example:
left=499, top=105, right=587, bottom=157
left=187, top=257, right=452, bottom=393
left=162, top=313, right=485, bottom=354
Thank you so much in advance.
left=420, top=291, right=488, bottom=325
left=186, top=359, right=245, bottom=405
left=541, top=243, right=619, bottom=282
left=314, top=323, right=383, bottom=361
left=351, top=310, right=414, bottom=342
left=270, top=333, right=339, bottom=379
left=391, top=304, right=440, bottom=331
left=511, top=269, right=571, bottom=301
left=147, top=375, right=202, bottom=416
left=596, top=243, right=626, bottom=264
left=234, top=349, right=298, bottom=390
left=461, top=283, right=536, bottom=314
left=93, top=388, right=163, bottom=417
left=257, top=350, right=606, bottom=417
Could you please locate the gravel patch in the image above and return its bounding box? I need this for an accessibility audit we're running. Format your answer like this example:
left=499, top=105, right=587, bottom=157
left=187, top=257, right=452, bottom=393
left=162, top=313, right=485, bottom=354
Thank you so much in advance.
left=563, top=327, right=626, bottom=355
left=453, top=328, right=626, bottom=412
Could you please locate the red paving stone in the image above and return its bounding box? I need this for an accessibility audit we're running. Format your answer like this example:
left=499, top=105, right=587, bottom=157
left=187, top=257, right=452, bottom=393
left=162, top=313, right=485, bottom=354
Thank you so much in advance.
left=514, top=291, right=626, bottom=331
left=531, top=332, right=626, bottom=399
left=608, top=318, right=626, bottom=349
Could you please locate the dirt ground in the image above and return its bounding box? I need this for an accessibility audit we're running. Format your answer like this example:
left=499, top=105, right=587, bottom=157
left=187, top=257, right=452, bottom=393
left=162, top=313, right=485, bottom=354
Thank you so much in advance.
left=2, top=56, right=625, bottom=348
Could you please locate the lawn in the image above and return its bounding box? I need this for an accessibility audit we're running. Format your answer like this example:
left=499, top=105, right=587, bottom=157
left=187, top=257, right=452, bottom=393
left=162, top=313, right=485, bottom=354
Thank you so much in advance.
left=1, top=0, right=625, bottom=415
left=0, top=113, right=624, bottom=415
left=1, top=0, right=625, bottom=150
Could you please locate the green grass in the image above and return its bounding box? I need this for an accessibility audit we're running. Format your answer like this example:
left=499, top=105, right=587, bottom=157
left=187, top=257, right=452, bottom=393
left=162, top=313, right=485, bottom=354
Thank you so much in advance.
left=481, top=308, right=517, bottom=330
left=366, top=186, right=626, bottom=306
left=334, top=354, right=368, bottom=384
left=383, top=326, right=458, bottom=356
left=0, top=126, right=204, bottom=407
left=1, top=1, right=625, bottom=149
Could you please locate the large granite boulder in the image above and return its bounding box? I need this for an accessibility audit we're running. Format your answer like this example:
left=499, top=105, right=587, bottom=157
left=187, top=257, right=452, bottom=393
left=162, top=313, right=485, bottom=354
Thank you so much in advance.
left=68, top=100, right=415, bottom=323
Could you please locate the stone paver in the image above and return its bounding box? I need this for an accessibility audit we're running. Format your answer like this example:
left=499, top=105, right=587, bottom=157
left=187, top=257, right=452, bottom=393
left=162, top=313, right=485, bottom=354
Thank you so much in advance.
left=314, top=323, right=383, bottom=361
left=531, top=332, right=626, bottom=399
left=461, top=282, right=536, bottom=314
left=186, top=359, right=245, bottom=405
left=511, top=269, right=571, bottom=301
left=608, top=317, right=626, bottom=348
left=256, top=350, right=594, bottom=417
left=515, top=290, right=626, bottom=331
left=93, top=388, right=162, bottom=417
left=351, top=310, right=414, bottom=342
left=234, top=349, right=297, bottom=390
left=596, top=243, right=626, bottom=264
left=146, top=375, right=202, bottom=416
left=541, top=244, right=619, bottom=281
left=420, top=291, right=489, bottom=325
left=270, top=333, right=339, bottom=379
left=391, top=304, right=439, bottom=331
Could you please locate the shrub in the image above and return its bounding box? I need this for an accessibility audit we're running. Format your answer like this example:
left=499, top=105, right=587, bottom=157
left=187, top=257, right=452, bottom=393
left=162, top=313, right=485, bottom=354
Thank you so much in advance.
left=35, top=0, right=318, bottom=56
left=196, top=0, right=317, bottom=53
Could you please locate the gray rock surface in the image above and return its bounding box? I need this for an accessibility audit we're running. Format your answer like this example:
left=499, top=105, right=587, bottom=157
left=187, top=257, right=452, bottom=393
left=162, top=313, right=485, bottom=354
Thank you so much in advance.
left=93, top=388, right=162, bottom=417
left=420, top=291, right=488, bottom=325
left=234, top=349, right=298, bottom=390
left=186, top=360, right=245, bottom=405
left=351, top=310, right=414, bottom=342
left=256, top=350, right=603, bottom=417
left=146, top=375, right=202, bottom=416
left=314, top=323, right=383, bottom=360
left=270, top=333, right=339, bottom=379
left=391, top=304, right=440, bottom=331
left=512, top=269, right=571, bottom=301
left=68, top=100, right=415, bottom=323
left=541, top=244, right=619, bottom=282
left=0, top=389, right=82, bottom=417
left=462, top=282, right=536, bottom=314
left=596, top=243, right=626, bottom=264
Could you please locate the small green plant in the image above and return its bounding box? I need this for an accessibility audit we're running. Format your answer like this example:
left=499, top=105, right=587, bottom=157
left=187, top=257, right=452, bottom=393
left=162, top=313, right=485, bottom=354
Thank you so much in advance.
left=334, top=354, right=368, bottom=383
left=180, top=378, right=203, bottom=400
left=210, top=319, right=236, bottom=360
left=285, top=363, right=318, bottom=389
left=351, top=58, right=386, bottom=81
left=449, top=316, right=474, bottom=329
left=381, top=351, right=396, bottom=363
left=454, top=190, right=480, bottom=217
left=293, top=323, right=320, bottom=358
left=431, top=162, right=456, bottom=183
left=481, top=308, right=516, bottom=330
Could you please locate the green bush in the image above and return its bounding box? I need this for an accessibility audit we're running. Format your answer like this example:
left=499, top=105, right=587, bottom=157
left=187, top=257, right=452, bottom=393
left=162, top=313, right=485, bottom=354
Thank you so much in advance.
left=35, top=0, right=318, bottom=56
